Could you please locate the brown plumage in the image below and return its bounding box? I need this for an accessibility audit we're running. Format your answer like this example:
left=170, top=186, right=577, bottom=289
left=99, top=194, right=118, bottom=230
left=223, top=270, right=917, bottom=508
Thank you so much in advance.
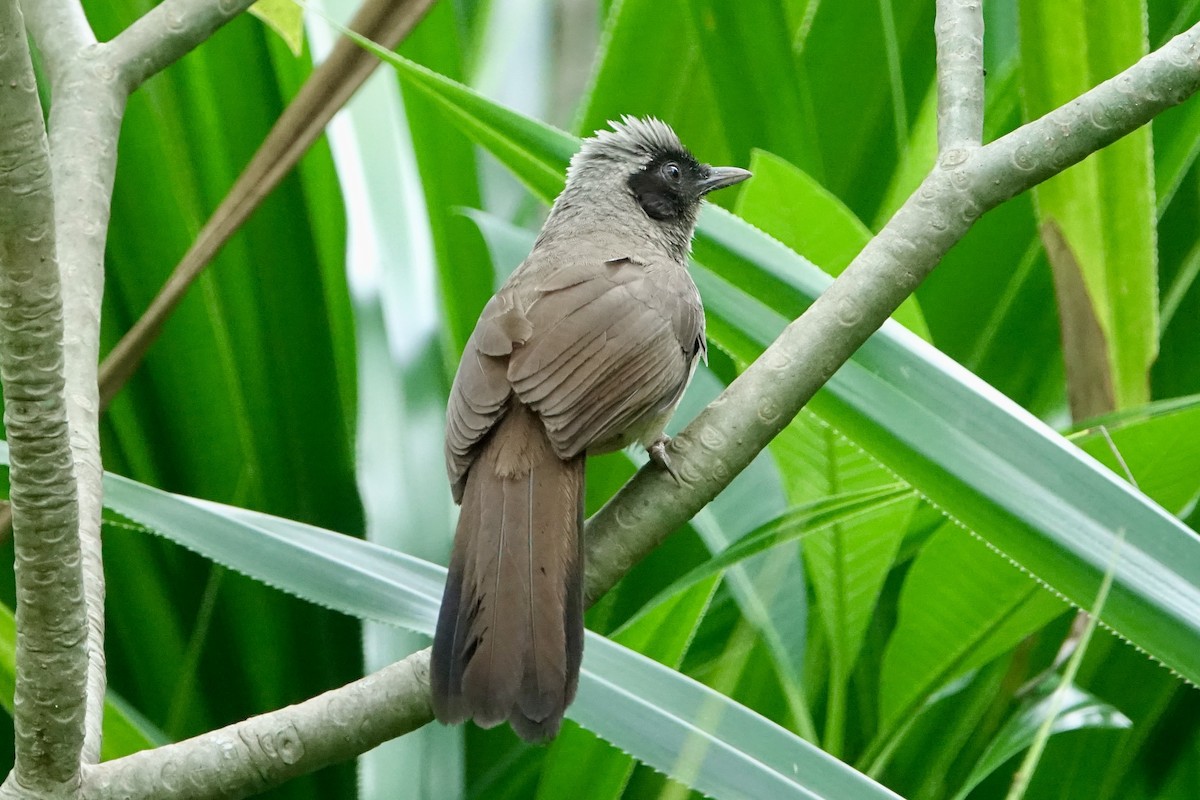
left=431, top=117, right=750, bottom=741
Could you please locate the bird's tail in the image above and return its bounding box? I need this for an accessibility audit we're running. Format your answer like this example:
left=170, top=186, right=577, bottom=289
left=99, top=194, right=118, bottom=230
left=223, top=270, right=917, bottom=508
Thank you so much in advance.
left=431, top=403, right=585, bottom=741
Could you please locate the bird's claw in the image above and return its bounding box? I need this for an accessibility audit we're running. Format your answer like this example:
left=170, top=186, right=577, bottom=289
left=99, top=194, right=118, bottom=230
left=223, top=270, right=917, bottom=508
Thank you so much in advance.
left=648, top=435, right=682, bottom=485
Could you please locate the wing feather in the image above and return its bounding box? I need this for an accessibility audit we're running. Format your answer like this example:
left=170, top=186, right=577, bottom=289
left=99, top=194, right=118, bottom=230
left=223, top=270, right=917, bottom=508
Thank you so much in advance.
left=509, top=258, right=698, bottom=457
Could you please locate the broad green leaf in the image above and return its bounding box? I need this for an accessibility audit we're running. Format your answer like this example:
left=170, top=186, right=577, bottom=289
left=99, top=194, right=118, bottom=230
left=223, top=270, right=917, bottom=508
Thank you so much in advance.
left=876, top=525, right=1066, bottom=741
left=985, top=396, right=1200, bottom=800
left=672, top=368, right=812, bottom=740
left=576, top=637, right=900, bottom=800
left=770, top=415, right=917, bottom=754
left=84, top=461, right=902, bottom=800
left=953, top=682, right=1131, bottom=800
left=797, top=0, right=935, bottom=220
left=1151, top=1, right=1200, bottom=216
left=1153, top=96, right=1200, bottom=215
left=733, top=152, right=925, bottom=750
left=1020, top=0, right=1158, bottom=411
left=633, top=486, right=914, bottom=621
left=1153, top=729, right=1200, bottom=800
left=879, top=661, right=1012, bottom=799
left=874, top=79, right=938, bottom=229
left=1006, top=534, right=1122, bottom=800
left=355, top=47, right=1200, bottom=687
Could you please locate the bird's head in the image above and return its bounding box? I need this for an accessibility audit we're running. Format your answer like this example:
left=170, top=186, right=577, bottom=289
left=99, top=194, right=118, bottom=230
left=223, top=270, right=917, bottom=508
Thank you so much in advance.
left=557, top=117, right=751, bottom=258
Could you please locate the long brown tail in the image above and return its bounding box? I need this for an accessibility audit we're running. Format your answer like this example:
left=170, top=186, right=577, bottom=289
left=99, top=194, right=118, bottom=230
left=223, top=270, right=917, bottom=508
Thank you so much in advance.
left=431, top=403, right=584, bottom=741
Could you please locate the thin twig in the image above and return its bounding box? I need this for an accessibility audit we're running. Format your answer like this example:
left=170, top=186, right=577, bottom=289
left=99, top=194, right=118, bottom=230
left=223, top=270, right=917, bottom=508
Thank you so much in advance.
left=98, top=0, right=438, bottom=409
left=934, top=0, right=985, bottom=150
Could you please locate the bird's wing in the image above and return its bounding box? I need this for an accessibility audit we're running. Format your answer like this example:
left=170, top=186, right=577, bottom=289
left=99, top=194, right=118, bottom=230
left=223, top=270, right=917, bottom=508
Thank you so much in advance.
left=444, top=291, right=530, bottom=501
left=508, top=255, right=702, bottom=458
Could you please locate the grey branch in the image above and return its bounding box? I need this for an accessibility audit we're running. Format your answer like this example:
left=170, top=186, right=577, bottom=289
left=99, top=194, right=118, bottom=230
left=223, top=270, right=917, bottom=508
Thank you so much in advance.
left=81, top=654, right=434, bottom=800
left=108, top=0, right=259, bottom=92
left=16, top=0, right=95, bottom=83
left=934, top=0, right=985, bottom=150
left=21, top=17, right=118, bottom=771
left=0, top=1, right=87, bottom=794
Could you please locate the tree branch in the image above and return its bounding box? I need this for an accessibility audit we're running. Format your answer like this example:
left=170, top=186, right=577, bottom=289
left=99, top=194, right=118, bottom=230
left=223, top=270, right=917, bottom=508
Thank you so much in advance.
left=934, top=0, right=985, bottom=150
left=98, top=0, right=438, bottom=408
left=0, top=1, right=87, bottom=793
left=583, top=20, right=1200, bottom=604
left=107, top=0, right=259, bottom=92
left=18, top=0, right=95, bottom=84
left=81, top=652, right=434, bottom=800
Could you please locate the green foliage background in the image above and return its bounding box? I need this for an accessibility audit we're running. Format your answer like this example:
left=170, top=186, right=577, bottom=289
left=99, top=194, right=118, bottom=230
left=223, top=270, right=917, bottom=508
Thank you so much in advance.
left=5, top=0, right=1200, bottom=798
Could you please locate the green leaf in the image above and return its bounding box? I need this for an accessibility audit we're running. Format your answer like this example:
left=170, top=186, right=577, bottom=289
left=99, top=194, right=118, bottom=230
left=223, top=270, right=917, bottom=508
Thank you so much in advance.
left=688, top=0, right=821, bottom=177
left=795, top=0, right=935, bottom=219
left=731, top=151, right=927, bottom=751
left=876, top=525, right=1066, bottom=742
left=633, top=486, right=914, bottom=623
left=574, top=0, right=730, bottom=167
left=770, top=416, right=918, bottom=754
left=953, top=681, right=1132, bottom=800
left=398, top=0, right=495, bottom=364
left=1006, top=534, right=1123, bottom=800
left=1019, top=0, right=1158, bottom=410
left=84, top=462, right=902, bottom=800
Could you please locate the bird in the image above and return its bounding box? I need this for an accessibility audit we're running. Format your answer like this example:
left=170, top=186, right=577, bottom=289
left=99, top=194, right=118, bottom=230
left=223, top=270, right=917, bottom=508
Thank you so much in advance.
left=431, top=116, right=751, bottom=742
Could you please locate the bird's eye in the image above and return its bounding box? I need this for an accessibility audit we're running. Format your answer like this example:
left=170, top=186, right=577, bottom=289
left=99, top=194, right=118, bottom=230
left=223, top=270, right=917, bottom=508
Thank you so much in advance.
left=662, top=162, right=682, bottom=181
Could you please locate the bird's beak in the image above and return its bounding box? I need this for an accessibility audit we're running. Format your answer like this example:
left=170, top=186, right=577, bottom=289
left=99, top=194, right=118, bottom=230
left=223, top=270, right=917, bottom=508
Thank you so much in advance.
left=700, top=166, right=752, bottom=194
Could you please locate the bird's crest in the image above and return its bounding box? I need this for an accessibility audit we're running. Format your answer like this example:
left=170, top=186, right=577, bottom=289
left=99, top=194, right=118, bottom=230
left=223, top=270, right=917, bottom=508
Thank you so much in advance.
left=573, top=116, right=693, bottom=169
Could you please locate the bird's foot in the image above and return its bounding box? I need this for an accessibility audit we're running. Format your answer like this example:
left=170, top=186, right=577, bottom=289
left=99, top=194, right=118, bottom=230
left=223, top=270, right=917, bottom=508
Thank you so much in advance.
left=647, top=435, right=682, bottom=485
